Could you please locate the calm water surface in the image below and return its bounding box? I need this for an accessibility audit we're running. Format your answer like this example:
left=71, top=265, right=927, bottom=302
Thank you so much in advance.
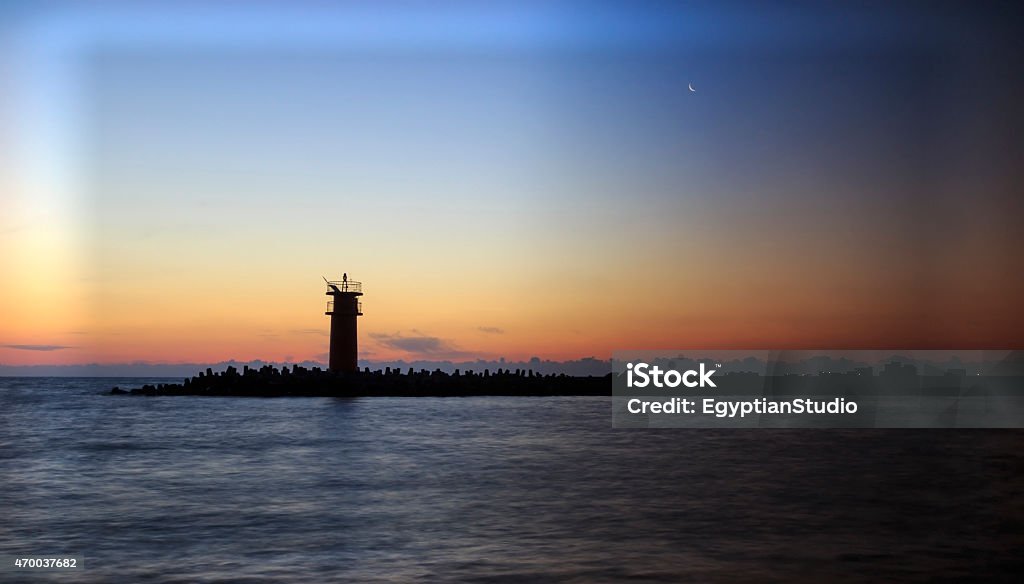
left=1, top=377, right=1022, bottom=582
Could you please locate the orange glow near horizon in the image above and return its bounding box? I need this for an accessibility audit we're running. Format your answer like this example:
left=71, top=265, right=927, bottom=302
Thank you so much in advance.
left=3, top=227, right=1022, bottom=367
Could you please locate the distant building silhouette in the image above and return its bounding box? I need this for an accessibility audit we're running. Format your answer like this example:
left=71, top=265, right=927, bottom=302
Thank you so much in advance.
left=324, top=274, right=363, bottom=373
left=881, top=362, right=917, bottom=378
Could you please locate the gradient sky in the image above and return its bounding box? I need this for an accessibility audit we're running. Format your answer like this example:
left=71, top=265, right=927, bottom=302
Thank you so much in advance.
left=2, top=1, right=1022, bottom=366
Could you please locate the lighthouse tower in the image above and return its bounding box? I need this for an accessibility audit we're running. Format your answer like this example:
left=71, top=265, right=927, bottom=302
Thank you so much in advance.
left=324, top=273, right=363, bottom=373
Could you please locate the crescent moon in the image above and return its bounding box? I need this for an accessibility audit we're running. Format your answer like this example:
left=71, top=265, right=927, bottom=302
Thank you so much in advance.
left=688, top=82, right=696, bottom=92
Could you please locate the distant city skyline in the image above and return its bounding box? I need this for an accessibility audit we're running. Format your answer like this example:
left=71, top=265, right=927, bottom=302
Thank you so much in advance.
left=2, top=1, right=1022, bottom=366
left=4, top=350, right=1020, bottom=379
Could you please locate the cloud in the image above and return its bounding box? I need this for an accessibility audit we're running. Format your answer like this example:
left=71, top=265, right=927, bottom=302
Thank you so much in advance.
left=477, top=326, right=505, bottom=334
left=370, top=332, right=471, bottom=357
left=290, top=328, right=329, bottom=336
left=2, top=344, right=74, bottom=351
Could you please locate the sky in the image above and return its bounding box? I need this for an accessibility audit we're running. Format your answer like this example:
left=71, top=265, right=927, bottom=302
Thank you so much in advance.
left=2, top=1, right=1023, bottom=367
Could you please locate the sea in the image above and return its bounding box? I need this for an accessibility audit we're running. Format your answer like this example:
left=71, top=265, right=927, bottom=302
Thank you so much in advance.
left=1, top=377, right=1022, bottom=583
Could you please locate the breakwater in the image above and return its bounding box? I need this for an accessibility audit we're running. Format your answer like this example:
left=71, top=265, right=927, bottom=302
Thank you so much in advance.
left=110, top=364, right=609, bottom=397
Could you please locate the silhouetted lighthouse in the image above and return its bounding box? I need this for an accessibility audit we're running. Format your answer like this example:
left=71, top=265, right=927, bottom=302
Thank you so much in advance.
left=324, top=274, right=363, bottom=373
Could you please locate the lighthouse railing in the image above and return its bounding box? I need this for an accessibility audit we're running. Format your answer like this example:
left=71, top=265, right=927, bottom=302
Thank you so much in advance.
left=325, top=280, right=362, bottom=293
left=326, top=300, right=364, bottom=314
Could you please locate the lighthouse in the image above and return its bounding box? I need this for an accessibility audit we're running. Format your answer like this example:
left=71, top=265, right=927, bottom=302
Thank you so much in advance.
left=324, top=273, right=363, bottom=373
